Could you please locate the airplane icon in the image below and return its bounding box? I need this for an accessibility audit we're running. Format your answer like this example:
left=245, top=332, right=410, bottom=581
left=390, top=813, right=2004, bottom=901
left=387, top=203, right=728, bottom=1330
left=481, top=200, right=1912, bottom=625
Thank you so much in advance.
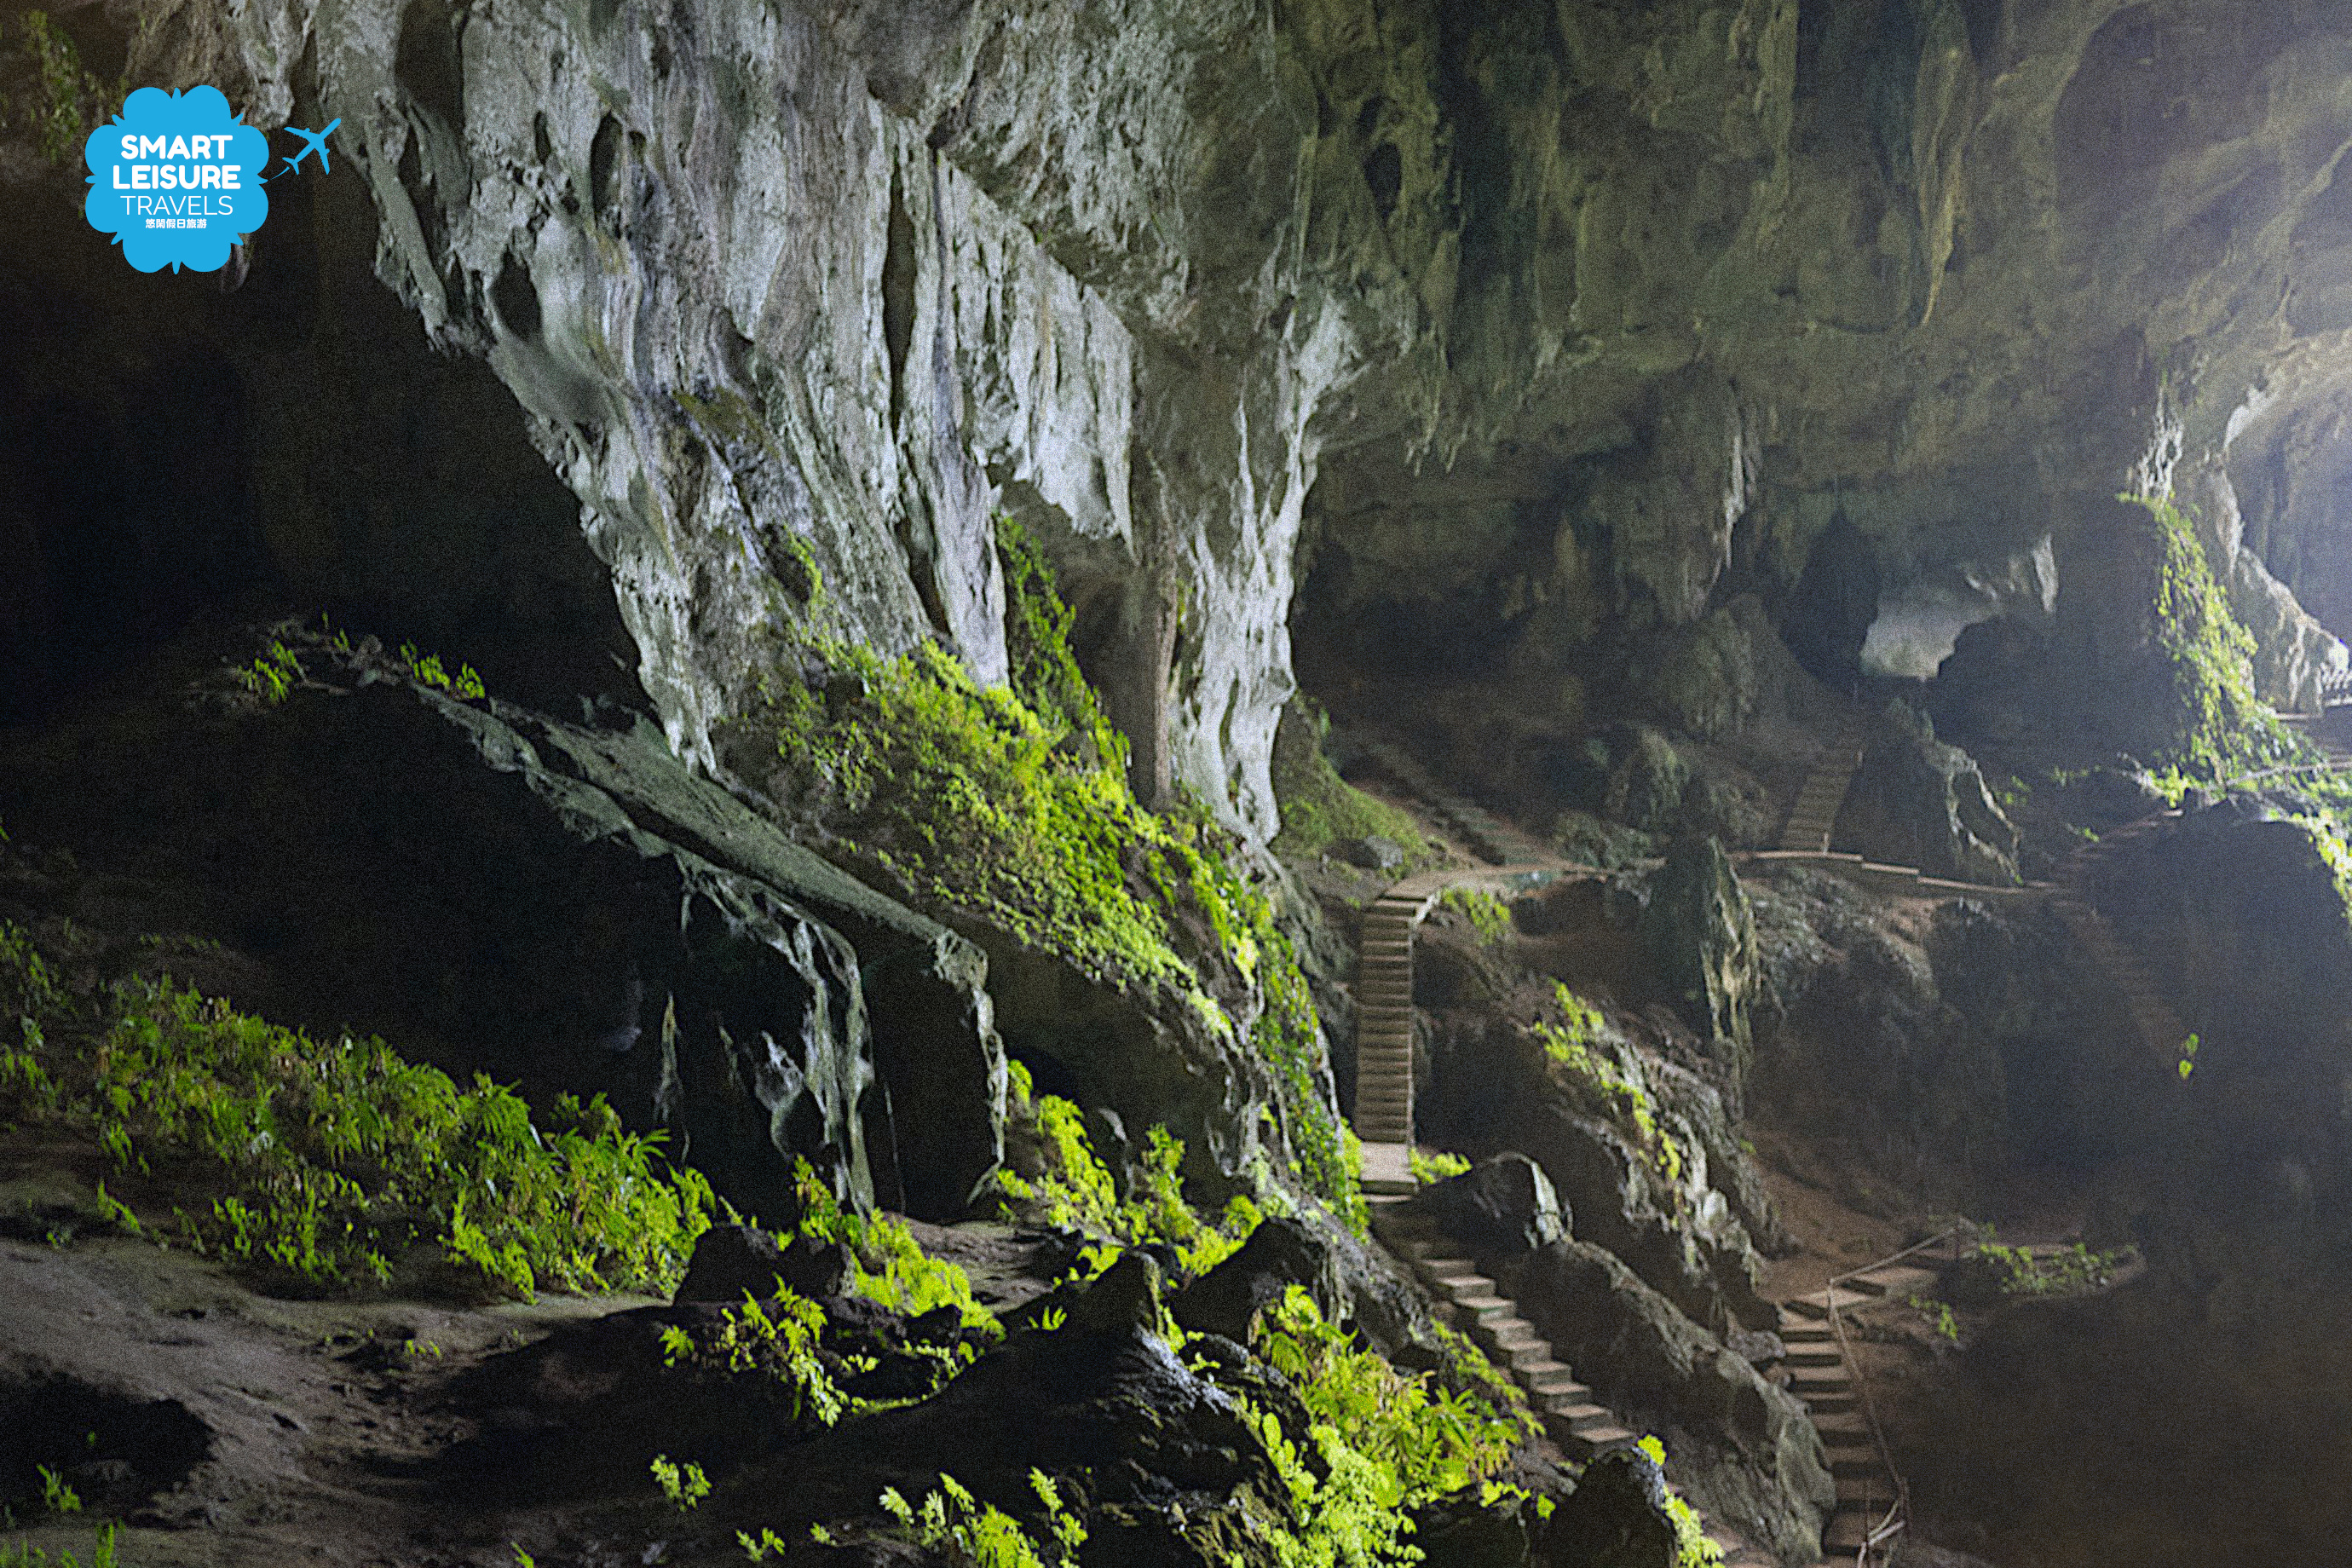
left=280, top=118, right=340, bottom=175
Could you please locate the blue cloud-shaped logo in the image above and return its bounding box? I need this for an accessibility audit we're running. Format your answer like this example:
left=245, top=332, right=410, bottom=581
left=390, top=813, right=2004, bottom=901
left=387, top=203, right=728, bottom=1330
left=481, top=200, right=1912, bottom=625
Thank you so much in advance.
left=83, top=86, right=270, bottom=274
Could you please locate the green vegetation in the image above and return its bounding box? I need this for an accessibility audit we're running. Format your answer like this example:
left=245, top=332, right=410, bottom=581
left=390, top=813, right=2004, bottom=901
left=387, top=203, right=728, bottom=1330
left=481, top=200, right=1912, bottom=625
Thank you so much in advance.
left=0, top=1525, right=117, bottom=1568
left=0, top=920, right=716, bottom=1298
left=1974, top=1238, right=2136, bottom=1297
left=1438, top=887, right=1513, bottom=945
left=1532, top=984, right=1683, bottom=1189
left=868, top=1473, right=1087, bottom=1568
left=658, top=1288, right=861, bottom=1424
left=2132, top=495, right=2293, bottom=781
left=399, top=642, right=487, bottom=700
left=237, top=641, right=305, bottom=706
left=1269, top=697, right=1429, bottom=866
left=5, top=12, right=116, bottom=168
left=649, top=1455, right=712, bottom=1511
left=1407, top=1148, right=1470, bottom=1185
left=1634, top=1437, right=1723, bottom=1568
left=1223, top=1287, right=1533, bottom=1568
left=782, top=1156, right=998, bottom=1329
left=1908, top=1294, right=1961, bottom=1344
left=2176, top=1031, right=2200, bottom=1081
left=994, top=1064, right=1263, bottom=1277
left=748, top=518, right=1358, bottom=1221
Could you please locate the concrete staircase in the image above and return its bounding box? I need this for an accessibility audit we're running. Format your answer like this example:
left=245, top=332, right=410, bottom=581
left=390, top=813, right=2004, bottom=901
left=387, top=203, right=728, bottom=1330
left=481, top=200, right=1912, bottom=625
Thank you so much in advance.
left=1353, top=880, right=1445, bottom=1194
left=1776, top=710, right=1869, bottom=854
left=1780, top=1258, right=1942, bottom=1565
left=2050, top=810, right=2192, bottom=1061
left=1373, top=1203, right=1778, bottom=1567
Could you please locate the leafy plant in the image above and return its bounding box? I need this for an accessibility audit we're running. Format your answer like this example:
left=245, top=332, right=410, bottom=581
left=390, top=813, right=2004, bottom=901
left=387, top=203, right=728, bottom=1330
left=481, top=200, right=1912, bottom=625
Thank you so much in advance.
left=873, top=1471, right=1085, bottom=1568
left=649, top=1455, right=712, bottom=1511
left=1532, top=984, right=1683, bottom=1189
left=660, top=1287, right=859, bottom=1425
left=2176, top=1031, right=2200, bottom=1081
left=781, top=1157, right=998, bottom=1330
left=1907, top=1294, right=1961, bottom=1344
left=0, top=1523, right=116, bottom=1568
left=1438, top=887, right=1513, bottom=944
left=1407, top=1149, right=1470, bottom=1184
left=1268, top=695, right=1429, bottom=866
left=11, top=12, right=115, bottom=168
left=0, top=921, right=715, bottom=1298
left=1634, top=1437, right=1723, bottom=1568
left=237, top=641, right=304, bottom=706
left=2131, top=495, right=2292, bottom=781
left=994, top=1078, right=1262, bottom=1276
left=397, top=643, right=487, bottom=700
left=1974, top=1239, right=2136, bottom=1297
left=1254, top=1286, right=1533, bottom=1500
left=743, top=517, right=1360, bottom=1223
left=33, top=1471, right=76, bottom=1517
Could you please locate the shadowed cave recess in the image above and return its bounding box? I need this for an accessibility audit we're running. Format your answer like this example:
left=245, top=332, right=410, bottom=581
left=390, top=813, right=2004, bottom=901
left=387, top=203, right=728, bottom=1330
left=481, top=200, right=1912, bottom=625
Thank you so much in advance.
left=8, top=3, right=2352, bottom=1567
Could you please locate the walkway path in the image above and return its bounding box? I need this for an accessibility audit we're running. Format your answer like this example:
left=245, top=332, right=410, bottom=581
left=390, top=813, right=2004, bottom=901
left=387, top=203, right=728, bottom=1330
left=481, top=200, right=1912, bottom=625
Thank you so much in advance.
left=1342, top=727, right=2213, bottom=1561
left=1372, top=1198, right=1782, bottom=1567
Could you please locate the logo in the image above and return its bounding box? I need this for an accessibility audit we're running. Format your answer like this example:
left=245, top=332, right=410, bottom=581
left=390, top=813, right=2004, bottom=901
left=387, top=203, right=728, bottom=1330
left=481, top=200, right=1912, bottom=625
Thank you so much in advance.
left=81, top=85, right=281, bottom=274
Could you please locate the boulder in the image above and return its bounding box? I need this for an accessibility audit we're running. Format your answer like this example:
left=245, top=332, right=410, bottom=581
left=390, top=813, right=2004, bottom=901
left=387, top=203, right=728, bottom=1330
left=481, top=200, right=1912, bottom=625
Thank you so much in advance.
left=1834, top=701, right=2020, bottom=885
left=672, top=1224, right=851, bottom=1305
left=1170, top=1217, right=1340, bottom=1343
left=1408, top=1154, right=1568, bottom=1257
left=1340, top=835, right=1407, bottom=873
left=1502, top=1239, right=1832, bottom=1565
left=1540, top=1446, right=1683, bottom=1568
left=1603, top=727, right=1691, bottom=837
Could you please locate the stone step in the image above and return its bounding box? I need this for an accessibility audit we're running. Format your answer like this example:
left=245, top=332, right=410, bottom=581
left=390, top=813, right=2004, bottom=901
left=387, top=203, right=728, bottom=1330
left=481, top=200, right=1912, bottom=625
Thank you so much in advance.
left=1828, top=1450, right=1882, bottom=1480
left=1848, top=1265, right=1940, bottom=1299
left=1783, top=1345, right=1843, bottom=1369
left=1485, top=1322, right=1546, bottom=1352
left=1525, top=1368, right=1588, bottom=1398
left=1554, top=1421, right=1637, bottom=1459
left=1824, top=1510, right=1880, bottom=1554
left=1783, top=1288, right=1874, bottom=1320
left=1497, top=1339, right=1559, bottom=1371
left=1801, top=1389, right=1859, bottom=1415
left=1789, top=1369, right=1853, bottom=1395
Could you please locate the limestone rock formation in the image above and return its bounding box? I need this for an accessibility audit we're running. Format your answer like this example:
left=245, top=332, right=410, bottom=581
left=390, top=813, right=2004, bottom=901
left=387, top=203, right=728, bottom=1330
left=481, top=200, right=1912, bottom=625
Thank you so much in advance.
left=1638, top=836, right=1761, bottom=1081
left=1835, top=701, right=2021, bottom=885
left=1503, top=1238, right=1833, bottom=1565
left=0, top=637, right=1007, bottom=1224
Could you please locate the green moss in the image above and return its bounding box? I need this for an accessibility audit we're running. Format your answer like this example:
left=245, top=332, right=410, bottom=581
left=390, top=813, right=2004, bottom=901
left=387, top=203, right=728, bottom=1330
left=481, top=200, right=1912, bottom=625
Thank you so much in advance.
left=748, top=517, right=1359, bottom=1222
left=0, top=921, right=713, bottom=1298
left=1533, top=984, right=1682, bottom=1189
left=1438, top=887, right=1513, bottom=944
left=1269, top=697, right=1428, bottom=865
left=994, top=1075, right=1263, bottom=1277
left=2133, top=495, right=2294, bottom=781
left=6, top=13, right=116, bottom=168
left=1634, top=1437, right=1725, bottom=1568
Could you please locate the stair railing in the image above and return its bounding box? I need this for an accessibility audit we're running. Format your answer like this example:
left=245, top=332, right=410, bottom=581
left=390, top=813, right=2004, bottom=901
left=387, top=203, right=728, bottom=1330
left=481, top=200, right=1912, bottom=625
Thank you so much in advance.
left=1820, top=1225, right=1963, bottom=1565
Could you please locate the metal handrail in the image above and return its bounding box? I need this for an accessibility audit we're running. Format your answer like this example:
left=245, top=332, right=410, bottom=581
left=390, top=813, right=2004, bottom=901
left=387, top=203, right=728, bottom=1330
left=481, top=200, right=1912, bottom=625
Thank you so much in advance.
left=1818, top=1225, right=1965, bottom=1565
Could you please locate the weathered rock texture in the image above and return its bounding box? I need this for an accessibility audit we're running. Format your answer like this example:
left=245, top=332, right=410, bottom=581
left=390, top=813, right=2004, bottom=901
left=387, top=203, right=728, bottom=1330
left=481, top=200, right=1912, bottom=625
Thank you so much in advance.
left=0, top=638, right=1006, bottom=1224
left=16, top=0, right=2352, bottom=855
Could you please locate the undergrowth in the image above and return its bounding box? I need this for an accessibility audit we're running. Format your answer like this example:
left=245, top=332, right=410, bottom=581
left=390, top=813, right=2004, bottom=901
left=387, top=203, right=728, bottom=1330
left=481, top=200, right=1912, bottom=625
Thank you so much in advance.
left=0, top=921, right=714, bottom=1298
left=1269, top=696, right=1429, bottom=867
left=2134, top=495, right=2293, bottom=781
left=1437, top=887, right=1513, bottom=945
left=1532, top=984, right=1684, bottom=1189
left=1634, top=1437, right=1724, bottom=1568
left=745, top=517, right=1358, bottom=1223
left=783, top=1156, right=999, bottom=1329
left=994, top=1060, right=1263, bottom=1277
left=3, top=12, right=123, bottom=168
